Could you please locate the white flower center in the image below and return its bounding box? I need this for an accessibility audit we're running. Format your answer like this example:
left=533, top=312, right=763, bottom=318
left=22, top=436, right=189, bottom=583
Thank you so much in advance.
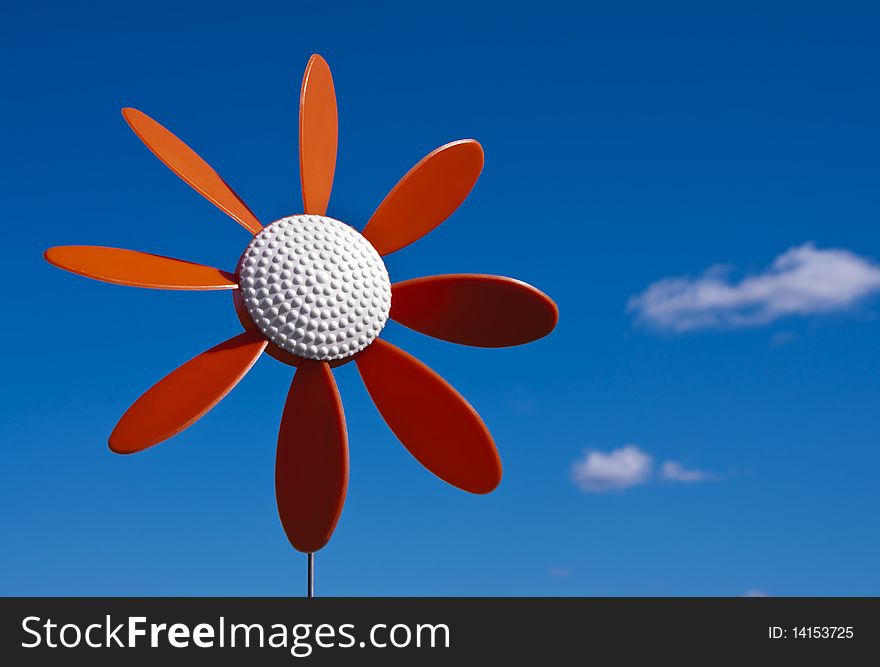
left=238, top=215, right=391, bottom=361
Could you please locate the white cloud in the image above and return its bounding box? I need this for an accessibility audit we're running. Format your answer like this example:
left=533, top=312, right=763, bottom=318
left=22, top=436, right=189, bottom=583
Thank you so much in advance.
left=571, top=445, right=652, bottom=492
left=660, top=461, right=710, bottom=482
left=744, top=589, right=770, bottom=597
left=572, top=446, right=714, bottom=492
left=549, top=567, right=571, bottom=578
left=628, top=243, right=880, bottom=332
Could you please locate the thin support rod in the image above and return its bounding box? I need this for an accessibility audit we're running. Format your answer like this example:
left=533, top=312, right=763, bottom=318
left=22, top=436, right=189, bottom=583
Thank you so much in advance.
left=307, top=552, right=315, bottom=598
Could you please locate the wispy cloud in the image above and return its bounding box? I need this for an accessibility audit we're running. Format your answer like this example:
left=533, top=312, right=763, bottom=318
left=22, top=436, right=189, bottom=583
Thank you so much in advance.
left=571, top=446, right=713, bottom=493
left=571, top=445, right=652, bottom=492
left=660, top=461, right=711, bottom=482
left=549, top=567, right=571, bottom=578
left=770, top=331, right=798, bottom=346
left=744, top=589, right=770, bottom=597
left=628, top=243, right=880, bottom=332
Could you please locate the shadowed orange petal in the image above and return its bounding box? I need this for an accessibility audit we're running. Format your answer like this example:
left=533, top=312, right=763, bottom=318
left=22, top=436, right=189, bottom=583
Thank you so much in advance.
left=355, top=339, right=501, bottom=494
left=299, top=54, right=338, bottom=216
left=109, top=331, right=267, bottom=453
left=361, top=140, right=484, bottom=256
left=122, top=108, right=262, bottom=234
left=276, top=361, right=348, bottom=553
left=391, top=274, right=558, bottom=347
left=44, top=246, right=237, bottom=290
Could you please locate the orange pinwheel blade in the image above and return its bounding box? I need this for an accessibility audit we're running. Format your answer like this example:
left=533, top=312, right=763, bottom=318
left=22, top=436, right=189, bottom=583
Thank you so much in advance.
left=299, top=54, right=338, bottom=216
left=361, top=140, right=484, bottom=256
left=355, top=339, right=501, bottom=494
left=122, top=108, right=262, bottom=235
left=276, top=361, right=348, bottom=553
left=44, top=246, right=237, bottom=290
left=109, top=331, right=267, bottom=454
left=391, top=274, right=558, bottom=347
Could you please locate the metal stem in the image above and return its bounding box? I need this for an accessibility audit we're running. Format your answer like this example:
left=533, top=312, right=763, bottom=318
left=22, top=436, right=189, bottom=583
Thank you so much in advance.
left=307, top=552, right=315, bottom=598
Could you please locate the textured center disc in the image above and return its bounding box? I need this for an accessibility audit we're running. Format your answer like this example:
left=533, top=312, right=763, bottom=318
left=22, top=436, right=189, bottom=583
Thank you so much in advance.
left=238, top=215, right=391, bottom=361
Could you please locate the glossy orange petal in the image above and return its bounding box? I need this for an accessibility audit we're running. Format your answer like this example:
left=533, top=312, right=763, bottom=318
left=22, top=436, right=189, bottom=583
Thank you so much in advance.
left=122, top=108, right=262, bottom=234
left=299, top=54, right=338, bottom=216
left=355, top=339, right=501, bottom=494
left=44, top=246, right=237, bottom=290
left=109, top=331, right=267, bottom=454
left=361, top=140, right=484, bottom=256
left=391, top=274, right=558, bottom=347
left=276, top=361, right=348, bottom=553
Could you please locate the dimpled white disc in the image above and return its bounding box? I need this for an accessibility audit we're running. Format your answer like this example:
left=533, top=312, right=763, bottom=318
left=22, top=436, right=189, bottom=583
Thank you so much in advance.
left=238, top=215, right=391, bottom=361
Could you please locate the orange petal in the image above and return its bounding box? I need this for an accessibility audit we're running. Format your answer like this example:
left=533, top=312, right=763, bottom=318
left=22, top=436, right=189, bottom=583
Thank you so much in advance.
left=109, top=331, right=267, bottom=453
left=391, top=274, right=558, bottom=347
left=276, top=361, right=348, bottom=553
left=122, top=108, right=262, bottom=235
left=299, top=54, right=338, bottom=216
left=361, top=140, right=484, bottom=256
left=44, top=246, right=237, bottom=290
left=355, top=339, right=501, bottom=494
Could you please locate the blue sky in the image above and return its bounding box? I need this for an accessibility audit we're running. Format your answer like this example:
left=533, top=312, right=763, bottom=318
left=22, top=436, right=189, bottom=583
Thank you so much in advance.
left=2, top=3, right=879, bottom=596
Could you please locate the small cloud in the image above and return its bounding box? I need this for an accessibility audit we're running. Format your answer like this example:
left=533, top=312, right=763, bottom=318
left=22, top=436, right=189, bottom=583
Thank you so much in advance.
left=744, top=589, right=770, bottom=597
left=771, top=331, right=798, bottom=346
left=660, top=461, right=711, bottom=482
left=572, top=447, right=715, bottom=492
left=571, top=445, right=653, bottom=492
left=549, top=567, right=571, bottom=578
left=628, top=243, right=880, bottom=332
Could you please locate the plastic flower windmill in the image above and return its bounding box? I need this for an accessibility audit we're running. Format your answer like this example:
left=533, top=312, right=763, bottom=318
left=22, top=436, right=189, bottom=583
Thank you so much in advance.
left=44, top=55, right=558, bottom=568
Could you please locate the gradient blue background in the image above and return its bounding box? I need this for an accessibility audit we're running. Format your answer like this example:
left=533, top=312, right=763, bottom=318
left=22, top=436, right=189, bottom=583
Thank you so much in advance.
left=2, top=3, right=878, bottom=595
